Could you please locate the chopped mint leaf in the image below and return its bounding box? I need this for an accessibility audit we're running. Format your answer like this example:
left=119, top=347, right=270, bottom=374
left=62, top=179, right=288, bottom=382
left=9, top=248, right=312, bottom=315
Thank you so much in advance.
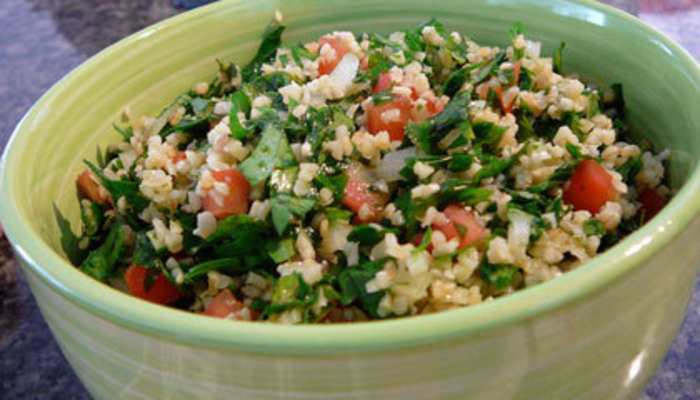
left=79, top=221, right=124, bottom=282
left=242, top=19, right=285, bottom=82
left=239, top=125, right=297, bottom=185
left=54, top=204, right=85, bottom=266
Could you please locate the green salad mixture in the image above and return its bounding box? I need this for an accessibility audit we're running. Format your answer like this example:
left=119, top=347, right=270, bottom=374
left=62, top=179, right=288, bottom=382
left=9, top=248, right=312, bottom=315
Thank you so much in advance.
left=57, top=16, right=671, bottom=323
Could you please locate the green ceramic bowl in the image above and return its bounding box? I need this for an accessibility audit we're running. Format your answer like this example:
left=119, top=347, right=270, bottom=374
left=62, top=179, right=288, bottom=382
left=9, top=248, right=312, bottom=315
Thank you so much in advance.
left=2, top=0, right=700, bottom=398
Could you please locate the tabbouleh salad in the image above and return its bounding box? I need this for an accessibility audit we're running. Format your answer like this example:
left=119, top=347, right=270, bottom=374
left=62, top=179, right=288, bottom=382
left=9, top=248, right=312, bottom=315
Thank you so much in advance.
left=56, top=15, right=672, bottom=323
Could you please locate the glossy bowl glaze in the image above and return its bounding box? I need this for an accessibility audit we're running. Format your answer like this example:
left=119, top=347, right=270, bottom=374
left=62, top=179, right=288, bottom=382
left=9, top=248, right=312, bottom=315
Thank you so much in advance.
left=2, top=0, right=700, bottom=399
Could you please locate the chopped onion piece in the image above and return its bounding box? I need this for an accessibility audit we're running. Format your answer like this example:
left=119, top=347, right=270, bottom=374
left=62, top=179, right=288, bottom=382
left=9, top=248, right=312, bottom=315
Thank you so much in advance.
left=376, top=147, right=418, bottom=182
left=329, top=53, right=359, bottom=88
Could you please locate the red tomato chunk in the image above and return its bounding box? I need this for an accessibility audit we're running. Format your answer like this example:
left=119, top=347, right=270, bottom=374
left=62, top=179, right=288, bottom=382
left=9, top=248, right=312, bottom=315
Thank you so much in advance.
left=638, top=188, right=667, bottom=221
left=563, top=159, right=614, bottom=214
left=342, top=167, right=388, bottom=223
left=366, top=96, right=413, bottom=142
left=202, top=169, right=251, bottom=219
left=203, top=289, right=245, bottom=318
left=317, top=37, right=349, bottom=76
left=77, top=169, right=109, bottom=204
left=433, top=205, right=488, bottom=249
left=124, top=265, right=182, bottom=305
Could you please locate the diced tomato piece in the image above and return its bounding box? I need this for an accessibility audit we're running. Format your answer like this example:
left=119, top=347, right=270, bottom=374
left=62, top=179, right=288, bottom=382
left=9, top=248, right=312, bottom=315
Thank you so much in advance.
left=495, top=86, right=516, bottom=115
left=373, top=72, right=394, bottom=94
left=318, top=37, right=349, bottom=76
left=366, top=95, right=413, bottom=141
left=202, top=169, right=251, bottom=219
left=638, top=188, right=667, bottom=221
left=77, top=169, right=109, bottom=204
left=512, top=60, right=521, bottom=85
left=172, top=151, right=187, bottom=164
left=433, top=205, right=488, bottom=249
left=563, top=159, right=614, bottom=214
left=203, top=289, right=245, bottom=318
left=146, top=274, right=183, bottom=305
left=342, top=167, right=388, bottom=223
left=426, top=97, right=444, bottom=115
left=124, top=265, right=148, bottom=299
left=124, top=265, right=183, bottom=305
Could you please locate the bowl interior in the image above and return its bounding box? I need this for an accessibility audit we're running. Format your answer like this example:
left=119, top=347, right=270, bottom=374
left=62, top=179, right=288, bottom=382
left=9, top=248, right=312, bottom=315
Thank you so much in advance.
left=2, top=0, right=700, bottom=350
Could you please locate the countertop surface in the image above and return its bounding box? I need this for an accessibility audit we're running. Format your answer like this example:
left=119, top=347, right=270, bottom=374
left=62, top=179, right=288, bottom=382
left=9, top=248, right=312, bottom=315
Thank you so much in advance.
left=0, top=0, right=699, bottom=399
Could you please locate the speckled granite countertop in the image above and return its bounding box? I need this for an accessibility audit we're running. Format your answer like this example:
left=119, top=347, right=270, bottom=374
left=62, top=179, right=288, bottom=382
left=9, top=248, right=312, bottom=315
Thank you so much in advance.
left=0, top=0, right=698, bottom=399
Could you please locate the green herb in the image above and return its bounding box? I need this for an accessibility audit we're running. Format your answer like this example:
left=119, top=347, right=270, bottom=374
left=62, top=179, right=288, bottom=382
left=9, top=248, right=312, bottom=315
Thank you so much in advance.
left=586, top=91, right=601, bottom=118
left=517, top=106, right=535, bottom=141
left=395, top=191, right=434, bottom=235
left=370, top=33, right=402, bottom=50
left=403, top=29, right=425, bottom=52
left=269, top=167, right=298, bottom=194
left=183, top=257, right=248, bottom=283
left=266, top=237, right=297, bottom=263
left=473, top=122, right=507, bottom=152
left=133, top=231, right=159, bottom=268
left=347, top=225, right=396, bottom=247
left=529, top=215, right=549, bottom=243
left=472, top=156, right=512, bottom=184
left=371, top=90, right=393, bottom=105
left=407, top=91, right=471, bottom=154
left=290, top=44, right=318, bottom=67
left=445, top=33, right=468, bottom=64
left=330, top=107, right=354, bottom=129
left=565, top=142, right=583, bottom=161
left=471, top=51, right=506, bottom=85
left=315, top=173, right=348, bottom=200
left=270, top=194, right=316, bottom=235
left=439, top=182, right=494, bottom=206
left=583, top=220, right=605, bottom=236
left=366, top=52, right=392, bottom=84
left=112, top=123, right=133, bottom=141
left=189, top=97, right=212, bottom=117
left=199, top=214, right=268, bottom=260
left=239, top=125, right=297, bottom=185
left=517, top=66, right=534, bottom=91
left=79, top=221, right=124, bottom=282
left=325, top=207, right=354, bottom=221
left=229, top=91, right=252, bottom=139
left=84, top=160, right=149, bottom=212
left=261, top=273, right=320, bottom=319
left=215, top=59, right=239, bottom=93
left=554, top=42, right=566, bottom=74
left=508, top=21, right=525, bottom=60
left=242, top=19, right=285, bottom=82
left=54, top=204, right=85, bottom=266
left=449, top=154, right=475, bottom=171
left=479, top=259, right=518, bottom=290
left=160, top=108, right=212, bottom=137
left=442, top=67, right=469, bottom=97
left=527, top=163, right=575, bottom=194
left=617, top=155, right=642, bottom=182
left=80, top=200, right=106, bottom=238
left=546, top=196, right=565, bottom=222
left=338, top=260, right=385, bottom=318
left=412, top=227, right=432, bottom=255
left=175, top=211, right=203, bottom=255
left=419, top=18, right=446, bottom=39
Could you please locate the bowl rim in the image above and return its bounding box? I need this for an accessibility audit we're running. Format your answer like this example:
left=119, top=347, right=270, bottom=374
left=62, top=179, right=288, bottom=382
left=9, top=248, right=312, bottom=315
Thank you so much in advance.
left=2, top=0, right=700, bottom=354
